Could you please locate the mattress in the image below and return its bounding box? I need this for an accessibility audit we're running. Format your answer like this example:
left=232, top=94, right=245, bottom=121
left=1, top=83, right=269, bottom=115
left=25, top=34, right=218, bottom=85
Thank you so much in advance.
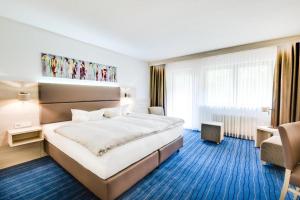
left=43, top=121, right=183, bottom=180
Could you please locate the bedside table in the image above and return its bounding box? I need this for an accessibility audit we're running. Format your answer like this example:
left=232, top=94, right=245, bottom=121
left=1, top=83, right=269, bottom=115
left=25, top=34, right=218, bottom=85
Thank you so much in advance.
left=255, top=126, right=279, bottom=148
left=8, top=126, right=44, bottom=147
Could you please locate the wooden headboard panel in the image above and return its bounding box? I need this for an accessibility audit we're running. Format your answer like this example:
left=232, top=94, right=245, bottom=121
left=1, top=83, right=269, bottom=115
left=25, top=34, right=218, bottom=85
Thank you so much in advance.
left=39, top=83, right=120, bottom=124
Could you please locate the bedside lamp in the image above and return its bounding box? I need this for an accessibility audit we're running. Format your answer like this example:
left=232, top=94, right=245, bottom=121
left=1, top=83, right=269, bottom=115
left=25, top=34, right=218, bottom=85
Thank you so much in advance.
left=121, top=88, right=133, bottom=107
left=18, top=92, right=31, bottom=101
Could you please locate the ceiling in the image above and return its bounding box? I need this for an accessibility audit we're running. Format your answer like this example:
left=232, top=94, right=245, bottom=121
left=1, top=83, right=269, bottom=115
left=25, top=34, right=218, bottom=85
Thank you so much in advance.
left=0, top=0, right=300, bottom=62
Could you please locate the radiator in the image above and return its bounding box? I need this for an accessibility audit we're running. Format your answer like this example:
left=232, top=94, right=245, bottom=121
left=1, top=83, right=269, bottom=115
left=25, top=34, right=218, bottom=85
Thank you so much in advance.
left=211, top=114, right=257, bottom=140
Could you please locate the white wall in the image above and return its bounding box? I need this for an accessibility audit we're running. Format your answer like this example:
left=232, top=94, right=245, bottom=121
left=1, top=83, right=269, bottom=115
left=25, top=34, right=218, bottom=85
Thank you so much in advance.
left=0, top=17, right=149, bottom=113
left=0, top=17, right=150, bottom=168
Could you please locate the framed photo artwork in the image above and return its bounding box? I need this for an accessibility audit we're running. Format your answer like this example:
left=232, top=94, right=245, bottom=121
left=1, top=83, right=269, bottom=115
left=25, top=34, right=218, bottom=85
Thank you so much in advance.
left=41, top=53, right=117, bottom=82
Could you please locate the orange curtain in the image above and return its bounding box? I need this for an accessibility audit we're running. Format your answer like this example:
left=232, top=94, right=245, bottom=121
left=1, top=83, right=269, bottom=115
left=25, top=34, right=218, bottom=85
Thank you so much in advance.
left=150, top=64, right=166, bottom=109
left=271, top=43, right=300, bottom=127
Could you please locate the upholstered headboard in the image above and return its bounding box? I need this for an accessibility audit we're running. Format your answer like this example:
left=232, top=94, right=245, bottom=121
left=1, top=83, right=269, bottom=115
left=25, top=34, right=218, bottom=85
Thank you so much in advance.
left=39, top=83, right=120, bottom=124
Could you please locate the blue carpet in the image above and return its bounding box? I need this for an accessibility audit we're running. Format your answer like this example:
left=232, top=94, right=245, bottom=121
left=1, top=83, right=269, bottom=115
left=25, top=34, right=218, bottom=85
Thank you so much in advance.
left=0, top=130, right=292, bottom=200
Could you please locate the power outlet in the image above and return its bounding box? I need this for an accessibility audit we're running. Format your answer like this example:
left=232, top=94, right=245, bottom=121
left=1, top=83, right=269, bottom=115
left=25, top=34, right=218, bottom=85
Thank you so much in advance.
left=14, top=122, right=32, bottom=129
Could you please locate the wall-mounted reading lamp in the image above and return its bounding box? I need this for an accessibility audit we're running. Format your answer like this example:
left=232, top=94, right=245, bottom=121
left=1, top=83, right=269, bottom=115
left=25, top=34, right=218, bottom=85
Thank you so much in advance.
left=261, top=106, right=272, bottom=115
left=18, top=92, right=31, bottom=101
left=124, top=92, right=130, bottom=98
left=123, top=87, right=131, bottom=98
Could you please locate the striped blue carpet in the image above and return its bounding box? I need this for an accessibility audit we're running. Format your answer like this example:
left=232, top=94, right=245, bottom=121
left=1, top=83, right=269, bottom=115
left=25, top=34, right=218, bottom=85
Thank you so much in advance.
left=0, top=130, right=292, bottom=200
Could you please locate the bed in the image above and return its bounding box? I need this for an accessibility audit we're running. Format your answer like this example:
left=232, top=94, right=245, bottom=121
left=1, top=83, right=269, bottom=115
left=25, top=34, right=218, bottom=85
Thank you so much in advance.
left=39, top=83, right=184, bottom=200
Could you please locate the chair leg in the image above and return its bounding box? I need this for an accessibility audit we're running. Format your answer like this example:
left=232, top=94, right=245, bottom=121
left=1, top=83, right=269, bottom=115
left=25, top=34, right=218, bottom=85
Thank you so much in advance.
left=280, top=169, right=291, bottom=200
left=294, top=187, right=300, bottom=200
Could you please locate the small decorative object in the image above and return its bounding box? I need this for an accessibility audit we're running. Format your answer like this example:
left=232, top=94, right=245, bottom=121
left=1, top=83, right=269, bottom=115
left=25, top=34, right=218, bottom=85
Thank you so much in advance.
left=41, top=53, right=117, bottom=82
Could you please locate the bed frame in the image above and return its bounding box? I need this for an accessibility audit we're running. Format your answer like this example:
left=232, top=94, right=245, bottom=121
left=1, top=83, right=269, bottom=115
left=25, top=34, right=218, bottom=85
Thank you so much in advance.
left=39, top=83, right=183, bottom=200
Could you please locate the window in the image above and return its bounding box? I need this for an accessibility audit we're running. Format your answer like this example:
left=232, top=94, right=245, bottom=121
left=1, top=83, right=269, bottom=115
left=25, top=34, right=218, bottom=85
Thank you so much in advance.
left=166, top=47, right=276, bottom=139
left=204, top=62, right=273, bottom=109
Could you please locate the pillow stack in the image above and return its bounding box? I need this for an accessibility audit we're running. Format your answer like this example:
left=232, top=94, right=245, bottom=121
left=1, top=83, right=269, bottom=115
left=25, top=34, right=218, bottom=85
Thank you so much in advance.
left=71, top=105, right=131, bottom=122
left=71, top=109, right=105, bottom=122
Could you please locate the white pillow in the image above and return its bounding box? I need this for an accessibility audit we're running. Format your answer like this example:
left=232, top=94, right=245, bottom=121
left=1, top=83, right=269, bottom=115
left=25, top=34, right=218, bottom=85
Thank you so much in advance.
left=120, top=105, right=131, bottom=115
left=71, top=109, right=89, bottom=122
left=102, top=107, right=122, bottom=118
left=89, top=110, right=105, bottom=121
left=71, top=109, right=104, bottom=122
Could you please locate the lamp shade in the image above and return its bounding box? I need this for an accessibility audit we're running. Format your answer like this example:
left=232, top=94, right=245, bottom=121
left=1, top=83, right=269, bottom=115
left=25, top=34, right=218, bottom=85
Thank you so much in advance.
left=18, top=92, right=31, bottom=101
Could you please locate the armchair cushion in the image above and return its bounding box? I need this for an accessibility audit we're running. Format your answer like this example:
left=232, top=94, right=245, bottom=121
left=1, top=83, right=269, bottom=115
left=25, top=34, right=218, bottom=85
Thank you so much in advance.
left=148, top=107, right=165, bottom=116
left=260, top=136, right=284, bottom=167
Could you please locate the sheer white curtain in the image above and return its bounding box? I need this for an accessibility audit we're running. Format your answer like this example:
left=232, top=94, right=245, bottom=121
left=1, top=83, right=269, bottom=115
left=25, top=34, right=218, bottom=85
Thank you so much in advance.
left=166, top=68, right=193, bottom=128
left=166, top=47, right=276, bottom=140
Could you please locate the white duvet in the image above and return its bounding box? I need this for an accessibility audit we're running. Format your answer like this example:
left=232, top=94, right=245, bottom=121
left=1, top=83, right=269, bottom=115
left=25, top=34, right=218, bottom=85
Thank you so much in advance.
left=54, top=113, right=184, bottom=156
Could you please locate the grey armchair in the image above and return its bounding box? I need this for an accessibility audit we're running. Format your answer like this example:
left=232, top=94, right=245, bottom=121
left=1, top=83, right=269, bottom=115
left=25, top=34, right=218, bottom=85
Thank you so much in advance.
left=278, top=122, right=300, bottom=200
left=148, top=106, right=165, bottom=116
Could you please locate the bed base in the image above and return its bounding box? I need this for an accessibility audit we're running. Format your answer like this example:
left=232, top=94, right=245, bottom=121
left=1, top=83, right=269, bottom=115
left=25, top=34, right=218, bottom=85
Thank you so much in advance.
left=44, top=136, right=183, bottom=200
